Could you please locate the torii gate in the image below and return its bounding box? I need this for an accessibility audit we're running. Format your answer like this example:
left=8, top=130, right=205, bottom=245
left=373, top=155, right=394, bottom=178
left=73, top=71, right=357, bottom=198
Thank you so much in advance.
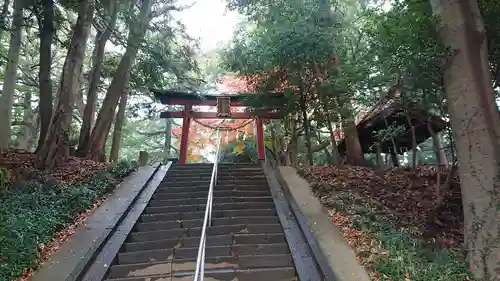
left=153, top=90, right=284, bottom=164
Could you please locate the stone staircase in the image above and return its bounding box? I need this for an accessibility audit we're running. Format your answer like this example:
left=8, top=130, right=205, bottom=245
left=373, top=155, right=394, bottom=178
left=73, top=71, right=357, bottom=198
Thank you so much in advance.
left=104, top=163, right=297, bottom=281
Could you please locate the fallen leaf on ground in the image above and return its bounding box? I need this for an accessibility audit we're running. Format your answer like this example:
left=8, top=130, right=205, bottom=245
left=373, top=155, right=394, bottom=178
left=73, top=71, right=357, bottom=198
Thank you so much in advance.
left=302, top=164, right=463, bottom=251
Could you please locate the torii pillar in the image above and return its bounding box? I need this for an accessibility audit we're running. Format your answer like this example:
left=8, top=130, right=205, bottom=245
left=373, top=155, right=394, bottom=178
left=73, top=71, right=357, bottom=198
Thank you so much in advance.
left=256, top=118, right=265, bottom=160
left=178, top=104, right=192, bottom=164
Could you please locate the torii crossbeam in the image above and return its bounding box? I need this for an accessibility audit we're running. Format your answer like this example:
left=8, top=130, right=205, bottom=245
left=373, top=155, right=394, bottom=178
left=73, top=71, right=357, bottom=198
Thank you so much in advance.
left=153, top=90, right=285, bottom=164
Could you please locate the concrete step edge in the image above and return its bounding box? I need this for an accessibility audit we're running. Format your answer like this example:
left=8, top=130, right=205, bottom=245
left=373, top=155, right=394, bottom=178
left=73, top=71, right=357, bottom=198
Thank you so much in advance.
left=135, top=216, right=281, bottom=229
left=129, top=224, right=285, bottom=237
left=147, top=196, right=273, bottom=204
left=145, top=202, right=274, bottom=210
left=124, top=232, right=287, bottom=248
left=139, top=209, right=278, bottom=221
left=105, top=267, right=295, bottom=281
left=154, top=189, right=270, bottom=194
left=120, top=242, right=290, bottom=255
left=112, top=253, right=293, bottom=268
left=108, top=256, right=294, bottom=279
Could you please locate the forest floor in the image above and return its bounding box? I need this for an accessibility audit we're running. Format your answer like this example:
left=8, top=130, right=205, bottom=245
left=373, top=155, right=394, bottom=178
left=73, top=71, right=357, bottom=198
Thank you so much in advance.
left=0, top=150, right=109, bottom=186
left=299, top=164, right=472, bottom=281
left=0, top=151, right=137, bottom=281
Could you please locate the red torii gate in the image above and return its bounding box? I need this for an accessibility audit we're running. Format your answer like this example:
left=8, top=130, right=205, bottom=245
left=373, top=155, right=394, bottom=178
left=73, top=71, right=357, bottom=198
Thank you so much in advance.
left=153, top=90, right=285, bottom=164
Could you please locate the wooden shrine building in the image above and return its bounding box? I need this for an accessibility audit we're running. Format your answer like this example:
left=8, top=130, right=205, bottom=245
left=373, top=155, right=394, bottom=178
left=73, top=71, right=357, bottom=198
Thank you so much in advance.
left=337, top=99, right=448, bottom=157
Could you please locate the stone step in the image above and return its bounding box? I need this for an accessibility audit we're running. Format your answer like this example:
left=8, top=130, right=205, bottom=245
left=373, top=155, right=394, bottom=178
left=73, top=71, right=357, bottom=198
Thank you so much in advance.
left=134, top=216, right=281, bottom=232
left=163, top=175, right=266, bottom=182
left=155, top=185, right=270, bottom=194
left=153, top=190, right=271, bottom=200
left=107, top=254, right=294, bottom=279
left=121, top=235, right=231, bottom=256
left=165, top=173, right=265, bottom=179
left=171, top=165, right=262, bottom=173
left=168, top=165, right=261, bottom=172
left=139, top=209, right=277, bottom=223
left=159, top=179, right=269, bottom=187
left=168, top=168, right=263, bottom=173
left=165, top=169, right=264, bottom=176
left=123, top=233, right=286, bottom=254
left=158, top=180, right=268, bottom=189
left=173, top=163, right=259, bottom=167
left=144, top=202, right=275, bottom=214
left=119, top=243, right=291, bottom=264
left=169, top=267, right=296, bottom=281
left=147, top=196, right=273, bottom=207
left=106, top=266, right=295, bottom=281
left=128, top=225, right=285, bottom=242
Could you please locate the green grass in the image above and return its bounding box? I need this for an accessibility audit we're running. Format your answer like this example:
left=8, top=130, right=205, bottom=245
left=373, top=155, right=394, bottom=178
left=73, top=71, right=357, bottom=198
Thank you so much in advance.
left=331, top=194, right=472, bottom=281
left=0, top=160, right=137, bottom=281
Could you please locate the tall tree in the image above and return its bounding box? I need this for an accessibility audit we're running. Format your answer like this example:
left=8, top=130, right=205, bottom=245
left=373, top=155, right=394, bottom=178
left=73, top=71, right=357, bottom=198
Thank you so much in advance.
left=82, top=0, right=153, bottom=161
left=76, top=0, right=118, bottom=154
left=430, top=0, right=500, bottom=279
left=0, top=0, right=25, bottom=150
left=36, top=0, right=55, bottom=152
left=37, top=0, right=94, bottom=169
left=0, top=0, right=10, bottom=41
left=109, top=78, right=129, bottom=162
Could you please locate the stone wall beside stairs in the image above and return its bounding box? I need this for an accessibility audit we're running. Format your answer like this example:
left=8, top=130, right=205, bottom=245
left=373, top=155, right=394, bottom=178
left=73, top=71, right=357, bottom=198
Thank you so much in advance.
left=277, top=166, right=371, bottom=281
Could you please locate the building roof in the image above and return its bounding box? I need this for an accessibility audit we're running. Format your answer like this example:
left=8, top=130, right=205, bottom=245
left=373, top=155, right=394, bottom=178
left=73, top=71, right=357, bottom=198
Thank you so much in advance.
left=337, top=86, right=448, bottom=154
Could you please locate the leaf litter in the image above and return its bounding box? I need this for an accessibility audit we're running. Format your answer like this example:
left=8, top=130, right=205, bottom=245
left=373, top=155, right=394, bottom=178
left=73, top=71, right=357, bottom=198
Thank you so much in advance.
left=301, top=164, right=463, bottom=251
left=0, top=150, right=108, bottom=185
left=300, top=164, right=464, bottom=280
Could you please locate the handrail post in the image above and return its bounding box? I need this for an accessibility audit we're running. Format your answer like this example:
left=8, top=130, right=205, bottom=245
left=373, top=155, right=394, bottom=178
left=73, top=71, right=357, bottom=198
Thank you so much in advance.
left=193, top=129, right=221, bottom=281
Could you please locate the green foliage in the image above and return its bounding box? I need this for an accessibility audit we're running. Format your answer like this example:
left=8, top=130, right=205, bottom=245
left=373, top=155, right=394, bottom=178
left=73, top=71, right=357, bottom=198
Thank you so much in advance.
left=0, top=161, right=137, bottom=281
left=221, top=0, right=341, bottom=96
left=373, top=123, right=406, bottom=143
left=330, top=195, right=472, bottom=281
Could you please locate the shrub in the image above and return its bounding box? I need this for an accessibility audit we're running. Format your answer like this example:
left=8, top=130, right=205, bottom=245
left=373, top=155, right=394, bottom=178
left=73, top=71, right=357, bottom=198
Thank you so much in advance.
left=0, top=160, right=137, bottom=281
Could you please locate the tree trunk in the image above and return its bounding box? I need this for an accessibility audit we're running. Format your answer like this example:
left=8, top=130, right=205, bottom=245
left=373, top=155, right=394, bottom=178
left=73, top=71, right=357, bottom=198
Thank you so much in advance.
left=109, top=86, right=128, bottom=162
left=284, top=114, right=298, bottom=166
left=428, top=121, right=448, bottom=167
left=36, top=0, right=94, bottom=169
left=0, top=0, right=10, bottom=41
left=0, top=0, right=24, bottom=151
left=36, top=0, right=54, bottom=153
left=299, top=91, right=313, bottom=165
left=17, top=91, right=33, bottom=150
left=390, top=145, right=399, bottom=167
left=341, top=106, right=365, bottom=165
left=325, top=113, right=341, bottom=164
left=77, top=2, right=118, bottom=154
left=375, top=142, right=383, bottom=167
left=83, top=0, right=152, bottom=160
left=405, top=112, right=417, bottom=171
left=430, top=0, right=500, bottom=279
